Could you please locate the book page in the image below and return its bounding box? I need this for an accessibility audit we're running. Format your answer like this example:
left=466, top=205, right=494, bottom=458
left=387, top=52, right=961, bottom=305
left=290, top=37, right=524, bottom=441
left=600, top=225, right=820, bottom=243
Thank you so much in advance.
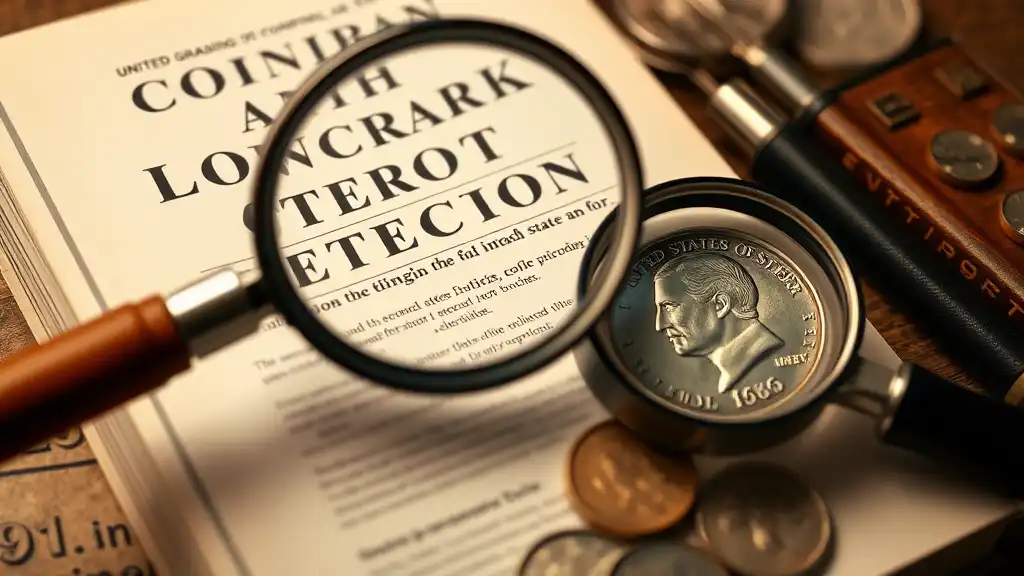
left=0, top=0, right=736, bottom=574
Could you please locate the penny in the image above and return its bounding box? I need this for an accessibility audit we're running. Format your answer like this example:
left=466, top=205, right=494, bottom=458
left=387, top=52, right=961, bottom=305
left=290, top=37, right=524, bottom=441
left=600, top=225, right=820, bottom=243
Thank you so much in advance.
left=519, top=530, right=625, bottom=576
left=793, top=0, right=922, bottom=69
left=609, top=0, right=788, bottom=72
left=610, top=229, right=827, bottom=420
left=611, top=542, right=730, bottom=576
left=928, top=129, right=1001, bottom=188
left=566, top=420, right=698, bottom=536
left=696, top=461, right=831, bottom=576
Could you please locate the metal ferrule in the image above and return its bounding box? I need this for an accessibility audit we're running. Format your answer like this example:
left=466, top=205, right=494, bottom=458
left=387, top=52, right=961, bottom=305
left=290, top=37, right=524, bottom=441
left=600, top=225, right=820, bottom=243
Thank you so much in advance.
left=830, top=355, right=901, bottom=422
left=164, top=269, right=270, bottom=357
left=876, top=362, right=912, bottom=438
left=707, top=78, right=785, bottom=158
left=742, top=45, right=819, bottom=112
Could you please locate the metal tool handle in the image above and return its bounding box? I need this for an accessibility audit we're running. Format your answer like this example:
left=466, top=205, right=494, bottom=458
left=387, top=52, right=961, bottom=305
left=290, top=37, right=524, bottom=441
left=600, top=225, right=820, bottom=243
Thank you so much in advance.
left=751, top=125, right=1024, bottom=400
left=879, top=362, right=1024, bottom=495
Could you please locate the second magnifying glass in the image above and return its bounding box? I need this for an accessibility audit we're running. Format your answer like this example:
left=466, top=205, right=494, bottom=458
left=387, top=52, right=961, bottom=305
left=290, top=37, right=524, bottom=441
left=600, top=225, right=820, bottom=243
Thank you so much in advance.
left=575, top=177, right=1024, bottom=495
left=0, top=19, right=643, bottom=460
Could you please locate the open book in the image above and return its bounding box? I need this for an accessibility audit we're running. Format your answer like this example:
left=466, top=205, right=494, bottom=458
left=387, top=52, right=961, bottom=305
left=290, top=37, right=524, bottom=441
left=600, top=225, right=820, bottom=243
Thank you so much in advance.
left=0, top=0, right=1016, bottom=574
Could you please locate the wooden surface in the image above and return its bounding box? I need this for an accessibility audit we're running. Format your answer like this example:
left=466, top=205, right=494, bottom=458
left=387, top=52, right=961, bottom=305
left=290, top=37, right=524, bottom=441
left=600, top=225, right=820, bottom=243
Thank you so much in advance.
left=0, top=1, right=1022, bottom=574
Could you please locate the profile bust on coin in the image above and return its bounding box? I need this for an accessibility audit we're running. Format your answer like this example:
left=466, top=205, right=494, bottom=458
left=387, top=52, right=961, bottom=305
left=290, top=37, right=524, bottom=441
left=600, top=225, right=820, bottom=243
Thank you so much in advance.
left=654, top=253, right=783, bottom=393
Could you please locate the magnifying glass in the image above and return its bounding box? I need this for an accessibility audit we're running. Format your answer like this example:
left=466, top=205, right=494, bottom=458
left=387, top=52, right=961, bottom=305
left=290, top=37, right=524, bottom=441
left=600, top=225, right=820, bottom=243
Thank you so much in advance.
left=575, top=177, right=1024, bottom=493
left=0, top=19, right=644, bottom=462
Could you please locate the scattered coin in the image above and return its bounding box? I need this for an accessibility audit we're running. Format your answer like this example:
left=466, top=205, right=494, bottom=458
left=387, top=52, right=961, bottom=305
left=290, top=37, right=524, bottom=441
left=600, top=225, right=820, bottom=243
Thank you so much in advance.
left=566, top=420, right=698, bottom=536
left=518, top=530, right=625, bottom=576
left=696, top=461, right=831, bottom=576
left=793, top=0, right=922, bottom=69
left=612, top=541, right=730, bottom=576
left=609, top=0, right=788, bottom=72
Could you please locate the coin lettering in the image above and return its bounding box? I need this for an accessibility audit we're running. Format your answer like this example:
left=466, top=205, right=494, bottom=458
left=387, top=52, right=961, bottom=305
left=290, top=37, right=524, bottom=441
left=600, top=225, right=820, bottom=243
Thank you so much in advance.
left=611, top=231, right=826, bottom=419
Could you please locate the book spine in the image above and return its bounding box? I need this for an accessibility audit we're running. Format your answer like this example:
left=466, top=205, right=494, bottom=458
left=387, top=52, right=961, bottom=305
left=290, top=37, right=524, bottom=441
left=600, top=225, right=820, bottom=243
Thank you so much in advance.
left=812, top=105, right=1024, bottom=339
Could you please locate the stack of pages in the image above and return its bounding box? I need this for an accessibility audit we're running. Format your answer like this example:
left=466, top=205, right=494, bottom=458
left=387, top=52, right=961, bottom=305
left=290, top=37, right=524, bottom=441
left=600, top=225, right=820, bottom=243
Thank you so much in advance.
left=0, top=0, right=1016, bottom=574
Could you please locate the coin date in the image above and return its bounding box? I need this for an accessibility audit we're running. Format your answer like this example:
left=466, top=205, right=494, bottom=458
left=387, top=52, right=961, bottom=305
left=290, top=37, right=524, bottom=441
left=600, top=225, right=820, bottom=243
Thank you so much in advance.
left=729, top=377, right=784, bottom=409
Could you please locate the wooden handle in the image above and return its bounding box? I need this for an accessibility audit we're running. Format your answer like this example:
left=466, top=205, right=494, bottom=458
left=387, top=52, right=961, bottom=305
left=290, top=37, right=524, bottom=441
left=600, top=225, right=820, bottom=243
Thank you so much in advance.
left=0, top=296, right=191, bottom=462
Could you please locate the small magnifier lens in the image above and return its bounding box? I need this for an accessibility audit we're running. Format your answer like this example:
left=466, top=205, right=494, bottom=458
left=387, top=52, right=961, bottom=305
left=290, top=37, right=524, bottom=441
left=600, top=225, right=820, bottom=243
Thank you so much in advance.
left=577, top=180, right=862, bottom=453
left=256, top=22, right=641, bottom=393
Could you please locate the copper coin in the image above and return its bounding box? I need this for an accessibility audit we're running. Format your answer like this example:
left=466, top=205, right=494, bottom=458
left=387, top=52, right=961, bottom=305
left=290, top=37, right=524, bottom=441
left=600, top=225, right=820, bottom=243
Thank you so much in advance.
left=566, top=420, right=698, bottom=536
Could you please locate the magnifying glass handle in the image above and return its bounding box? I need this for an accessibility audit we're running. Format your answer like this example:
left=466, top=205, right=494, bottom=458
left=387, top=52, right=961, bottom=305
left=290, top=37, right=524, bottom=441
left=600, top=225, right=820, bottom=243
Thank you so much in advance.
left=879, top=363, right=1024, bottom=495
left=0, top=270, right=265, bottom=463
left=0, top=296, right=190, bottom=462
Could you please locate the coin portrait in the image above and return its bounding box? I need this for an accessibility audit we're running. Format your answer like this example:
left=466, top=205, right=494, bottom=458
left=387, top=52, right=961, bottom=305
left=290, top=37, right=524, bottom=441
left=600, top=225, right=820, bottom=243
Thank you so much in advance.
left=653, top=252, right=784, bottom=393
left=519, top=530, right=624, bottom=576
left=610, top=230, right=826, bottom=420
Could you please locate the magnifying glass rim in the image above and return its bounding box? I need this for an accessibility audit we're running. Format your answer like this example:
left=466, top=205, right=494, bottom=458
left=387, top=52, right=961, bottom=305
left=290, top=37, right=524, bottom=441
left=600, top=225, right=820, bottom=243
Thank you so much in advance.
left=252, top=18, right=644, bottom=394
left=578, top=177, right=865, bottom=428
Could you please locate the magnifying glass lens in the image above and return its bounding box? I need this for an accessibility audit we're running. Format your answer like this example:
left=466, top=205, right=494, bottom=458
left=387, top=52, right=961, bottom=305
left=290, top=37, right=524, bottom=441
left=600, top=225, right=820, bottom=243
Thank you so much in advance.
left=257, top=23, right=641, bottom=391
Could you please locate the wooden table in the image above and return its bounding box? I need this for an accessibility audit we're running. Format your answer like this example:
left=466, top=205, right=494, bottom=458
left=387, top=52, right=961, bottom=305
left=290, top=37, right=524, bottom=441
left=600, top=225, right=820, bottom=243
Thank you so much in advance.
left=0, top=1, right=1022, bottom=574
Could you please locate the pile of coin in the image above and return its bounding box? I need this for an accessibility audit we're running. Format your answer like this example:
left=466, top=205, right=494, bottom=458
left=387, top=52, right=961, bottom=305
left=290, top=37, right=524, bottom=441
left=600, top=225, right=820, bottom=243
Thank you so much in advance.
left=518, top=420, right=833, bottom=576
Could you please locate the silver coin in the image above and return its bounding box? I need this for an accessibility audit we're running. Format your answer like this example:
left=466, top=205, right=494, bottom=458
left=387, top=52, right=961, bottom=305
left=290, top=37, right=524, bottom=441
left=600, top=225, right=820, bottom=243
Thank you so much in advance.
left=928, top=129, right=1001, bottom=187
left=611, top=0, right=788, bottom=70
left=696, top=461, right=831, bottom=576
left=612, top=542, right=730, bottom=576
left=610, top=228, right=826, bottom=420
left=793, top=0, right=922, bottom=69
left=519, top=531, right=625, bottom=576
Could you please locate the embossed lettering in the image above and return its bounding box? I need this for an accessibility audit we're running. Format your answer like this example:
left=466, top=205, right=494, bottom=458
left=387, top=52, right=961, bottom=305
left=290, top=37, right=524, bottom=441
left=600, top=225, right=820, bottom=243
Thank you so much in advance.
left=730, top=377, right=785, bottom=408
left=835, top=146, right=1023, bottom=332
left=937, top=241, right=956, bottom=258
left=903, top=206, right=920, bottom=224
left=1010, top=300, right=1024, bottom=317
left=983, top=279, right=1001, bottom=298
left=961, top=259, right=978, bottom=280
left=842, top=151, right=859, bottom=171
left=774, top=353, right=809, bottom=367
